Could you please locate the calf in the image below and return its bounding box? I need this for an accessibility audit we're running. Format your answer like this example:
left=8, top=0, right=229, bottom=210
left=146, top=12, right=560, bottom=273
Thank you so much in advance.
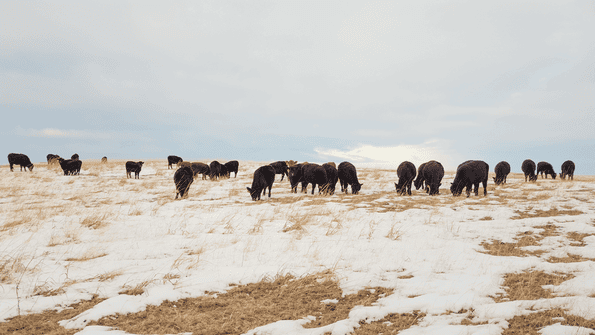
left=301, top=164, right=329, bottom=195
left=395, top=161, right=416, bottom=195
left=190, top=162, right=210, bottom=180
left=269, top=161, right=289, bottom=181
left=168, top=155, right=183, bottom=169
left=560, top=160, right=575, bottom=180
left=126, top=161, right=144, bottom=179
left=209, top=161, right=222, bottom=180
left=174, top=166, right=194, bottom=199
left=423, top=160, right=444, bottom=195
left=58, top=158, right=82, bottom=175
left=288, top=163, right=305, bottom=193
left=450, top=160, right=489, bottom=197
left=493, top=161, right=511, bottom=185
left=8, top=153, right=34, bottom=172
left=338, top=161, right=362, bottom=194
left=521, top=159, right=537, bottom=182
left=223, top=160, right=239, bottom=178
left=322, top=163, right=338, bottom=195
left=536, top=161, right=556, bottom=179
left=101, top=156, right=107, bottom=163
left=47, top=154, right=60, bottom=165
left=247, top=165, right=276, bottom=200
left=413, top=162, right=428, bottom=191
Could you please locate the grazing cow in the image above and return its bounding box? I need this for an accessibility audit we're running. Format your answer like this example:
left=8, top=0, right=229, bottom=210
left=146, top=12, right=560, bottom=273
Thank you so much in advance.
left=209, top=161, right=222, bottom=180
left=190, top=162, right=210, bottom=180
left=450, top=160, right=489, bottom=197
left=395, top=161, right=416, bottom=196
left=560, top=160, right=575, bottom=180
left=322, top=163, right=338, bottom=195
left=101, top=157, right=107, bottom=163
left=8, top=153, right=34, bottom=172
left=168, top=155, right=183, bottom=169
left=413, top=162, right=428, bottom=191
left=223, top=160, right=239, bottom=178
left=301, top=164, right=329, bottom=195
left=338, top=161, right=362, bottom=194
left=58, top=158, right=82, bottom=175
left=423, top=160, right=444, bottom=195
left=493, top=161, right=511, bottom=185
left=521, top=159, right=537, bottom=182
left=126, top=161, right=144, bottom=179
left=247, top=165, right=276, bottom=200
left=71, top=153, right=79, bottom=160
left=536, top=161, right=556, bottom=179
left=174, top=166, right=194, bottom=199
left=288, top=163, right=305, bottom=193
left=269, top=161, right=289, bottom=181
left=47, top=154, right=61, bottom=165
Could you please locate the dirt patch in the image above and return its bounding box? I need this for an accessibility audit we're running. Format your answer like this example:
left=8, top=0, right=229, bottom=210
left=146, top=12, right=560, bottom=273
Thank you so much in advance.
left=503, top=308, right=595, bottom=335
left=91, top=272, right=394, bottom=335
left=492, top=270, right=575, bottom=302
left=0, top=295, right=106, bottom=335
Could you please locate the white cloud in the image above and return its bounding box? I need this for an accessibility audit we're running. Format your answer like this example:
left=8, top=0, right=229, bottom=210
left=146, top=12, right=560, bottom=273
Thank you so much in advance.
left=315, top=141, right=458, bottom=170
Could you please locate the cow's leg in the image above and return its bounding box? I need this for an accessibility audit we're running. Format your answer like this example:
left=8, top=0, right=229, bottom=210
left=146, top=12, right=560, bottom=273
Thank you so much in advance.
left=483, top=180, right=487, bottom=195
left=474, top=182, right=480, bottom=196
left=268, top=185, right=272, bottom=198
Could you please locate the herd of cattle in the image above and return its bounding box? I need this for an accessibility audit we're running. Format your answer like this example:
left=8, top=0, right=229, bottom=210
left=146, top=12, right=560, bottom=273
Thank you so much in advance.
left=6, top=153, right=576, bottom=200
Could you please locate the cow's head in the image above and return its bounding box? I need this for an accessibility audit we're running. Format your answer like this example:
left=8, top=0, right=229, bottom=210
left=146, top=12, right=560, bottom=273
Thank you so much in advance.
left=27, top=164, right=34, bottom=172
left=352, top=183, right=362, bottom=194
left=246, top=187, right=259, bottom=201
left=551, top=173, right=557, bottom=180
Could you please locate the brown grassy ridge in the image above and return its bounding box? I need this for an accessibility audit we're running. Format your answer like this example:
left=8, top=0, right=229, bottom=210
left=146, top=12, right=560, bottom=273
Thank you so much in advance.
left=89, top=272, right=398, bottom=335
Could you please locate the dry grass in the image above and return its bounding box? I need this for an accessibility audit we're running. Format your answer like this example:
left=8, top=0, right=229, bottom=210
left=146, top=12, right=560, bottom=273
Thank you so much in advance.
left=65, top=249, right=108, bottom=262
left=119, top=280, right=152, bottom=296
left=503, top=308, right=595, bottom=335
left=547, top=253, right=595, bottom=263
left=511, top=208, right=584, bottom=219
left=493, top=270, right=575, bottom=302
left=90, top=272, right=396, bottom=335
left=567, top=232, right=594, bottom=246
left=0, top=295, right=106, bottom=335
left=80, top=213, right=111, bottom=229
left=481, top=224, right=559, bottom=257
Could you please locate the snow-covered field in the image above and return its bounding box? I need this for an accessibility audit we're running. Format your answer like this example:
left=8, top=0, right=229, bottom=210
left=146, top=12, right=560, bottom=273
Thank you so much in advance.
left=1, top=159, right=595, bottom=334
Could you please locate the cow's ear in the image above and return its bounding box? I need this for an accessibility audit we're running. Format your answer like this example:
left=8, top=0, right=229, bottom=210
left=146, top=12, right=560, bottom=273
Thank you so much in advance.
left=246, top=187, right=252, bottom=193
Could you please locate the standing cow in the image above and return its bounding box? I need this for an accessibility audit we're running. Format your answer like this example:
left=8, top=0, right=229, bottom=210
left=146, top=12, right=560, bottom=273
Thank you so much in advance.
left=8, top=153, right=34, bottom=172
left=301, top=164, right=329, bottom=195
left=101, top=157, right=108, bottom=163
left=423, top=160, right=444, bottom=195
left=209, top=161, right=222, bottom=180
left=288, top=163, right=305, bottom=193
left=269, top=161, right=289, bottom=181
left=536, top=161, right=556, bottom=179
left=450, top=160, right=489, bottom=197
left=126, top=161, right=144, bottom=179
left=190, top=162, right=210, bottom=180
left=47, top=154, right=61, bottom=165
left=247, top=165, right=276, bottom=200
left=322, top=163, right=338, bottom=195
left=560, top=160, right=575, bottom=180
left=493, top=161, right=511, bottom=185
left=58, top=158, right=82, bottom=175
left=174, top=166, right=194, bottom=199
left=395, top=161, right=416, bottom=196
left=338, top=161, right=362, bottom=194
left=223, top=160, right=239, bottom=178
left=168, top=155, right=183, bottom=169
left=521, top=159, right=537, bottom=182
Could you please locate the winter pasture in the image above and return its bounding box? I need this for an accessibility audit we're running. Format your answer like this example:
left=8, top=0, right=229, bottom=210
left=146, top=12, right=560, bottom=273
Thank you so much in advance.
left=1, top=159, right=595, bottom=335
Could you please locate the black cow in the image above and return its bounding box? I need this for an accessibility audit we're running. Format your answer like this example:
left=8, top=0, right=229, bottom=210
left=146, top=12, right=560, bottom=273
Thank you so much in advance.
left=47, top=154, right=60, bottom=165
left=560, top=160, right=575, bottom=180
left=413, top=162, right=428, bottom=191
left=126, top=161, right=144, bottom=179
left=493, top=161, right=511, bottom=185
left=223, top=160, right=239, bottom=178
left=269, top=161, right=289, bottom=181
left=247, top=165, right=276, bottom=200
left=168, top=155, right=183, bottom=169
left=101, top=157, right=107, bottom=163
left=450, top=160, right=489, bottom=197
left=190, top=162, right=210, bottom=180
left=338, top=161, right=362, bottom=194
left=8, top=153, right=34, bottom=172
left=71, top=153, right=79, bottom=160
left=394, top=161, right=416, bottom=196
left=58, top=158, right=82, bottom=175
left=521, top=159, right=537, bottom=182
left=209, top=161, right=222, bottom=180
left=536, top=161, right=556, bottom=179
left=288, top=163, right=305, bottom=193
left=219, top=164, right=229, bottom=179
left=301, top=164, right=329, bottom=195
left=322, top=163, right=338, bottom=195
left=174, top=166, right=194, bottom=199
left=423, top=160, right=444, bottom=195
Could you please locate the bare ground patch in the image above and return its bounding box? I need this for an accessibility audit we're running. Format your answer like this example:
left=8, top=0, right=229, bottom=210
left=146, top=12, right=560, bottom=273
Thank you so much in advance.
left=503, top=308, right=595, bottom=335
left=492, top=270, right=575, bottom=302
left=350, top=310, right=426, bottom=334
left=511, top=208, right=584, bottom=220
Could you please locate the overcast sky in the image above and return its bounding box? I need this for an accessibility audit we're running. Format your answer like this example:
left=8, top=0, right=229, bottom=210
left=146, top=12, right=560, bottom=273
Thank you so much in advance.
left=2, top=1, right=594, bottom=173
